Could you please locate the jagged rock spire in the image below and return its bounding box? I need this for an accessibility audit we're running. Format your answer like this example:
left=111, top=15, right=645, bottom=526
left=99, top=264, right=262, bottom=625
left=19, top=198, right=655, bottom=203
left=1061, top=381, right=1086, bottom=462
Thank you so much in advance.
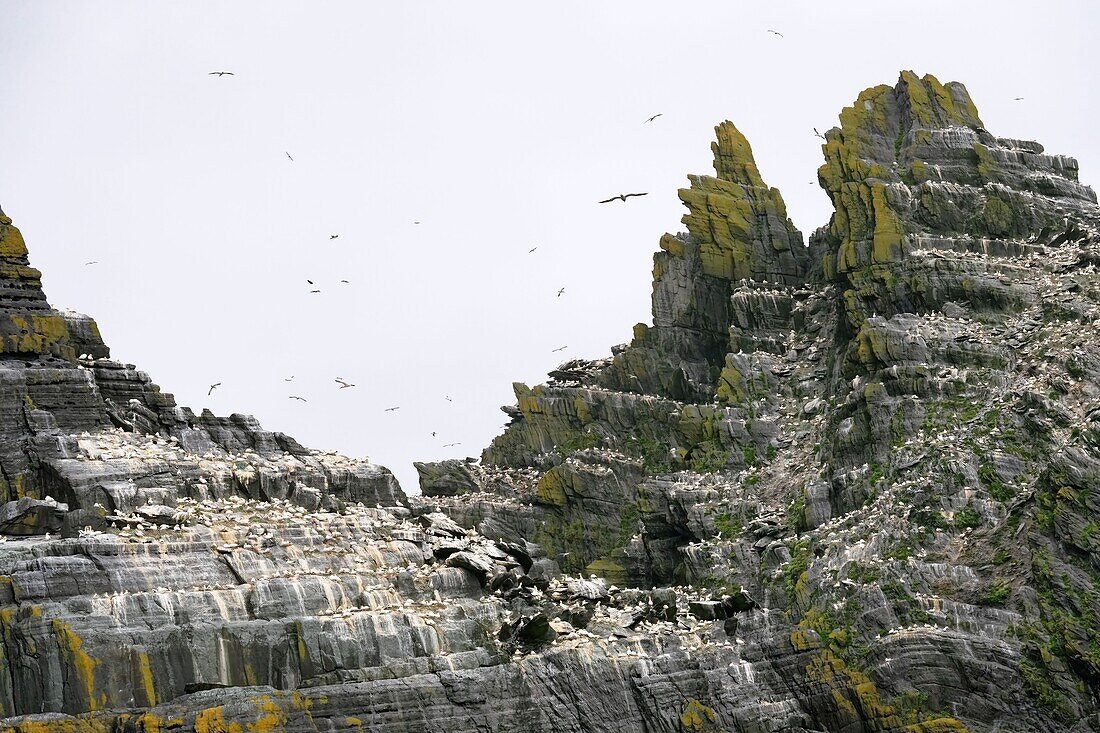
left=596, top=122, right=807, bottom=402
left=678, top=121, right=806, bottom=285
left=0, top=210, right=108, bottom=358
left=812, top=71, right=1098, bottom=325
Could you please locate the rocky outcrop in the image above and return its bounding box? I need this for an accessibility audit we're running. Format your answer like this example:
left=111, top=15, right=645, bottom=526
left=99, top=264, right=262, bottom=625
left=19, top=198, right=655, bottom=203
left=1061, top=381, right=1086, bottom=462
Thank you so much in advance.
left=414, top=73, right=1100, bottom=731
left=4, top=72, right=1100, bottom=732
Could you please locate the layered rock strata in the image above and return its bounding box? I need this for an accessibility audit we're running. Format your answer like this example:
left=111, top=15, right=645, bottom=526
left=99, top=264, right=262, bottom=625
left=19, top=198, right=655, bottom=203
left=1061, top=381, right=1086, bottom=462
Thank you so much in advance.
left=2, top=72, right=1100, bottom=732
left=417, top=72, right=1100, bottom=731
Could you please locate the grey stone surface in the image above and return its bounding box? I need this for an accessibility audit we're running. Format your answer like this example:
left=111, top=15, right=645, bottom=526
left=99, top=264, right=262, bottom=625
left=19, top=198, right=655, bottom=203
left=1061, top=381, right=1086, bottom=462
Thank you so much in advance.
left=5, top=72, right=1100, bottom=732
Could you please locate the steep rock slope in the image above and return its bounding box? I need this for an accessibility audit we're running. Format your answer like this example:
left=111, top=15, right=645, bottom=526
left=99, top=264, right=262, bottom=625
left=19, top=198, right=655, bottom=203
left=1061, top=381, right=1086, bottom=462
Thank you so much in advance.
left=417, top=72, right=1100, bottom=731
left=1, top=71, right=1099, bottom=733
left=0, top=215, right=860, bottom=733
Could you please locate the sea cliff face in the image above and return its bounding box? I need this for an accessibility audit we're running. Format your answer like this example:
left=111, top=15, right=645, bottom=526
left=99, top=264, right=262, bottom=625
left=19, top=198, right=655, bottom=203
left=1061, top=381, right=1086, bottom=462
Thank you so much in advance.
left=2, top=72, right=1100, bottom=732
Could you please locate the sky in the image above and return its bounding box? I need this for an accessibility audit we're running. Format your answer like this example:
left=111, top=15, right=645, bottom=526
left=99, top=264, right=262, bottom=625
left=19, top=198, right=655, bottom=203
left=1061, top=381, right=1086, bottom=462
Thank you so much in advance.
left=1, top=2, right=1097, bottom=493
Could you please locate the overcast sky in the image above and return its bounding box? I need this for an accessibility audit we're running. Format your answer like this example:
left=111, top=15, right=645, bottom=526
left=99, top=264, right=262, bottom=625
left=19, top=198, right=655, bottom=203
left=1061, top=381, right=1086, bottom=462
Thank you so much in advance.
left=2, top=2, right=1097, bottom=492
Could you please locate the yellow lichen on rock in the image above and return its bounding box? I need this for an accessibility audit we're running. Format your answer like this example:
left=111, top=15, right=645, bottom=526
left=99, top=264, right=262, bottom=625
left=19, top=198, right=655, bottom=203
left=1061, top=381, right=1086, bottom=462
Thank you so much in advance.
left=51, top=619, right=101, bottom=712
left=0, top=219, right=28, bottom=258
left=129, top=649, right=157, bottom=707
left=679, top=698, right=725, bottom=732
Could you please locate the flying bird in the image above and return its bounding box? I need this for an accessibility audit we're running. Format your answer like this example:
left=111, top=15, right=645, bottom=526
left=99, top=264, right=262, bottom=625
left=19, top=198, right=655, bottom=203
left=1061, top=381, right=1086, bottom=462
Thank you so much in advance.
left=284, top=376, right=294, bottom=382
left=443, top=442, right=461, bottom=448
left=528, top=246, right=538, bottom=253
left=285, top=152, right=294, bottom=161
left=766, top=29, right=784, bottom=37
left=1013, top=97, right=1025, bottom=101
left=413, top=221, right=421, bottom=225
left=335, top=378, right=355, bottom=389
left=340, top=279, right=350, bottom=284
left=310, top=289, right=321, bottom=294
left=552, top=345, right=568, bottom=352
left=289, top=395, right=307, bottom=402
left=84, top=260, right=98, bottom=266
left=384, top=406, right=400, bottom=412
left=208, top=71, right=234, bottom=76
left=330, top=234, right=339, bottom=240
left=444, top=396, right=453, bottom=402
left=431, top=431, right=437, bottom=437
left=208, top=383, right=221, bottom=396
left=813, top=128, right=826, bottom=140
left=557, top=287, right=566, bottom=297
left=644, top=113, right=663, bottom=124
left=306, top=279, right=314, bottom=284
left=598, top=193, right=648, bottom=204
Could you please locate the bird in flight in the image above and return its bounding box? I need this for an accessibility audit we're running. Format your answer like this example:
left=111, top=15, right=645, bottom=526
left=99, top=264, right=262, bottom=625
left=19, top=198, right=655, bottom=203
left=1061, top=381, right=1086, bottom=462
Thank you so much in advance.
left=1013, top=97, right=1025, bottom=101
left=767, top=29, right=784, bottom=37
left=443, top=442, right=461, bottom=448
left=208, top=383, right=221, bottom=396
left=335, top=378, right=355, bottom=389
left=413, top=221, right=421, bottom=225
left=208, top=71, right=234, bottom=76
left=310, top=289, right=321, bottom=294
left=552, top=345, right=568, bottom=352
left=644, top=113, right=663, bottom=124
left=289, top=395, right=307, bottom=402
left=598, top=193, right=648, bottom=204
left=84, top=260, right=98, bottom=266
left=431, top=431, right=437, bottom=437
left=444, top=396, right=453, bottom=402
left=384, top=406, right=400, bottom=412
left=340, top=279, right=350, bottom=284
left=557, top=287, right=566, bottom=297
left=813, top=128, right=826, bottom=140
left=284, top=376, right=294, bottom=382
left=329, top=234, right=339, bottom=240
left=528, top=246, right=538, bottom=253
left=285, top=152, right=294, bottom=162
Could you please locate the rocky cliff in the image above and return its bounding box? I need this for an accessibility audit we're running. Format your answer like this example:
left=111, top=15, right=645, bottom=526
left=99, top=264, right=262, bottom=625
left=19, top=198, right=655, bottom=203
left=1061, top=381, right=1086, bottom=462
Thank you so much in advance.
left=3, top=72, right=1100, bottom=732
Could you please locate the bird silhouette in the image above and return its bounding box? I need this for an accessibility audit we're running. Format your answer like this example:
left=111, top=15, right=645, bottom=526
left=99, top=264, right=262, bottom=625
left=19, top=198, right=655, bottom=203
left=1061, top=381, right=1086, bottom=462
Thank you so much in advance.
left=310, top=289, right=321, bottom=294
left=329, top=234, right=339, bottom=240
left=813, top=128, right=826, bottom=140
left=340, top=279, right=349, bottom=284
left=335, top=378, right=355, bottom=389
left=598, top=193, right=648, bottom=204
left=285, top=152, right=294, bottom=161
left=384, top=406, right=400, bottom=412
left=289, top=395, right=307, bottom=402
left=84, top=261, right=98, bottom=266
left=208, top=383, right=221, bottom=396
left=557, top=287, right=566, bottom=297
left=444, top=396, right=453, bottom=402
left=431, top=431, right=437, bottom=437
left=528, top=246, right=538, bottom=253
left=284, top=376, right=294, bottom=382
left=767, top=29, right=784, bottom=37
left=1013, top=97, right=1025, bottom=101
left=208, top=71, right=234, bottom=76
left=552, top=345, right=568, bottom=352
left=443, top=442, right=461, bottom=448
left=644, top=113, right=663, bottom=124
